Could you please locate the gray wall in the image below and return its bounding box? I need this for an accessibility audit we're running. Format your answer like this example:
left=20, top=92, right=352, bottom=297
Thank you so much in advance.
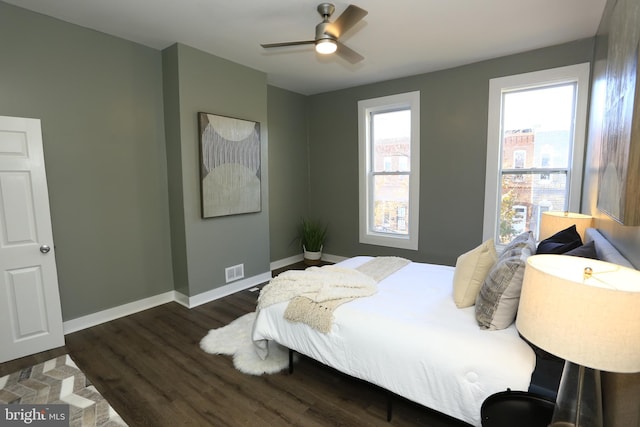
left=307, top=39, right=596, bottom=266
left=267, top=87, right=310, bottom=261
left=1, top=0, right=272, bottom=318
left=0, top=2, right=173, bottom=320
left=161, top=44, right=189, bottom=297
left=162, top=44, right=270, bottom=297
left=1, top=1, right=273, bottom=319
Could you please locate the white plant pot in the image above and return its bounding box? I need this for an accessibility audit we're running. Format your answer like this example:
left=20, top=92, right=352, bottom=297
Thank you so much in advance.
left=303, top=245, right=323, bottom=266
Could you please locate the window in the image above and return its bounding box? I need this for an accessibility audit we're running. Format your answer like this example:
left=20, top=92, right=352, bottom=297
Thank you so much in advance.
left=358, top=91, right=420, bottom=250
left=483, top=63, right=590, bottom=245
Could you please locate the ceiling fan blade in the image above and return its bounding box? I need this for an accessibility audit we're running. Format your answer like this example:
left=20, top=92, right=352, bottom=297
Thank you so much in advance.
left=328, top=4, right=367, bottom=38
left=261, top=40, right=315, bottom=49
left=335, top=41, right=364, bottom=64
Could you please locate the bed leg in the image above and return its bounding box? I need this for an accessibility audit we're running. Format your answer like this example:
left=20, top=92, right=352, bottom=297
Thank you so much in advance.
left=288, top=348, right=294, bottom=374
left=386, top=391, right=393, bottom=422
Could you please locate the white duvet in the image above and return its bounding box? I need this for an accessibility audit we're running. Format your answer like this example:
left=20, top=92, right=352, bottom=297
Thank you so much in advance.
left=252, top=256, right=536, bottom=426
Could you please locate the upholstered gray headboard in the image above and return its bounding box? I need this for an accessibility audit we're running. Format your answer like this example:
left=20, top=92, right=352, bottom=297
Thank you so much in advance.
left=584, top=228, right=634, bottom=268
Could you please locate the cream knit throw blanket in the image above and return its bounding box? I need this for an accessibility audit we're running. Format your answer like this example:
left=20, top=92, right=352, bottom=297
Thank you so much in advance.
left=257, top=257, right=410, bottom=333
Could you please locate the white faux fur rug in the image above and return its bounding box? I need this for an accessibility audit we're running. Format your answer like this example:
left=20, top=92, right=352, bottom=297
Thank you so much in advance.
left=200, top=312, right=290, bottom=375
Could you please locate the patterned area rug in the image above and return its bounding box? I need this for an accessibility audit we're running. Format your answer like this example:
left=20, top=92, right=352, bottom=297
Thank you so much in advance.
left=0, top=354, right=127, bottom=426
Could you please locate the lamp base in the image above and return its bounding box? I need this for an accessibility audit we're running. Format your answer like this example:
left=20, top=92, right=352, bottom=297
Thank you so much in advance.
left=550, top=361, right=603, bottom=427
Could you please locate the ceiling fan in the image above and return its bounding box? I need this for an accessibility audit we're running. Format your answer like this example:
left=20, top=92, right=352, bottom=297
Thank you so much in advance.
left=260, top=3, right=368, bottom=63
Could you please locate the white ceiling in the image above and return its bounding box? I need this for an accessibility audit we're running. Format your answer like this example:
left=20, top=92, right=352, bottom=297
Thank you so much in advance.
left=6, top=0, right=606, bottom=95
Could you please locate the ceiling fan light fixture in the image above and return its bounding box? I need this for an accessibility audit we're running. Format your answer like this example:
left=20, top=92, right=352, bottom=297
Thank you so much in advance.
left=315, top=39, right=337, bottom=54
left=261, top=4, right=366, bottom=63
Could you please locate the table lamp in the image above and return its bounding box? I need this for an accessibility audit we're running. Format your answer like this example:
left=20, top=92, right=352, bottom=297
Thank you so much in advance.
left=516, top=254, right=640, bottom=427
left=539, top=211, right=593, bottom=242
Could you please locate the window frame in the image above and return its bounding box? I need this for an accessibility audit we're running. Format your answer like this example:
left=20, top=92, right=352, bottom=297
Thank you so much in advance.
left=482, top=63, right=590, bottom=244
left=358, top=91, right=420, bottom=250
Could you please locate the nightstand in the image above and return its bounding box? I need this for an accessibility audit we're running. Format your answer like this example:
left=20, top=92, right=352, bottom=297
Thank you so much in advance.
left=481, top=390, right=555, bottom=427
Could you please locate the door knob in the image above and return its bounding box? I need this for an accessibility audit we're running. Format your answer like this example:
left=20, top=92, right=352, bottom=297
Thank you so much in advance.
left=40, top=244, right=51, bottom=254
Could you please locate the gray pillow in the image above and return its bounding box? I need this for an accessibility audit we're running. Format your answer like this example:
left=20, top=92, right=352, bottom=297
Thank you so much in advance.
left=475, top=231, right=536, bottom=330
left=564, top=240, right=598, bottom=259
left=501, top=230, right=534, bottom=253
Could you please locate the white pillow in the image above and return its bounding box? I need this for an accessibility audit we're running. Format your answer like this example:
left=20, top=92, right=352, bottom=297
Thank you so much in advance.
left=452, top=239, right=497, bottom=308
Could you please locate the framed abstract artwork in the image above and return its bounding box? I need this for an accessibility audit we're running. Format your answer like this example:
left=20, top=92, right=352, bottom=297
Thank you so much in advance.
left=596, top=0, right=640, bottom=226
left=198, top=112, right=261, bottom=218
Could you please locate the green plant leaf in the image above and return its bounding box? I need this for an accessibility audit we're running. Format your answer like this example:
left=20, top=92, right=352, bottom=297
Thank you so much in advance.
left=299, top=217, right=327, bottom=252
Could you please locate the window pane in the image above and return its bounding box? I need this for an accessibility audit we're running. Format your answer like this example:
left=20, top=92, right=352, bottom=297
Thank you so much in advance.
left=497, top=83, right=576, bottom=243
left=359, top=91, right=419, bottom=250
left=485, top=64, right=589, bottom=245
left=372, top=174, right=409, bottom=235
left=501, top=84, right=576, bottom=170
left=499, top=172, right=568, bottom=243
left=372, top=110, right=410, bottom=172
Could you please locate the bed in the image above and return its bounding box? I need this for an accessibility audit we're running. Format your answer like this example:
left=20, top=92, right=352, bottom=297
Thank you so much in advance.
left=251, top=228, right=635, bottom=427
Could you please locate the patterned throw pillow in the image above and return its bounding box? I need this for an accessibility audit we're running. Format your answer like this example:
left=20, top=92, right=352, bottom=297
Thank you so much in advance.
left=475, top=231, right=536, bottom=330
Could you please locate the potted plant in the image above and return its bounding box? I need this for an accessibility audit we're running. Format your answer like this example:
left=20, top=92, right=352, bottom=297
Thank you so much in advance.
left=299, top=217, right=328, bottom=266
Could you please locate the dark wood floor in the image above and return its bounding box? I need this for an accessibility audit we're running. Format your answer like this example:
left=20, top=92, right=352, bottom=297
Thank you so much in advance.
left=1, top=268, right=469, bottom=427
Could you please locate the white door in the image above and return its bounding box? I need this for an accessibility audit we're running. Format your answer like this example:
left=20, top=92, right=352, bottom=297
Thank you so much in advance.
left=0, top=116, right=64, bottom=363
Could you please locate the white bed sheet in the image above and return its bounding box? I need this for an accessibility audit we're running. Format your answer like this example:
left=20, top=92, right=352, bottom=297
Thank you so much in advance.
left=252, top=256, right=536, bottom=426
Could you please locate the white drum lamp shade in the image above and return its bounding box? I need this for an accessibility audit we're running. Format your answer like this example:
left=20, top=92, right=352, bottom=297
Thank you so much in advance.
left=539, top=211, right=593, bottom=242
left=517, top=255, right=640, bottom=426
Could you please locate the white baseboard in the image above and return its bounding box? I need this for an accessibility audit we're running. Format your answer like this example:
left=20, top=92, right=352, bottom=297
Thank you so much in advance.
left=173, top=291, right=190, bottom=308
left=62, top=253, right=350, bottom=335
left=63, top=291, right=176, bottom=334
left=269, top=252, right=347, bottom=271
left=182, top=272, right=272, bottom=308
left=322, top=252, right=348, bottom=264
left=270, top=253, right=303, bottom=271
left=62, top=271, right=272, bottom=334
